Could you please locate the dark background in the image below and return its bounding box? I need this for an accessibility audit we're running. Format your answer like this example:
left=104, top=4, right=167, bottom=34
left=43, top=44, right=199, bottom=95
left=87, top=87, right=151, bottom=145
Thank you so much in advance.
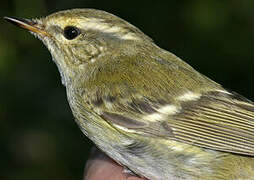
left=1, top=0, right=254, bottom=179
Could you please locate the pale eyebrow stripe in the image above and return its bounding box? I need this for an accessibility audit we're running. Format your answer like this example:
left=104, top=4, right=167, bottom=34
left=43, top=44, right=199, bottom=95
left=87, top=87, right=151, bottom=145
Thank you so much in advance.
left=79, top=18, right=139, bottom=40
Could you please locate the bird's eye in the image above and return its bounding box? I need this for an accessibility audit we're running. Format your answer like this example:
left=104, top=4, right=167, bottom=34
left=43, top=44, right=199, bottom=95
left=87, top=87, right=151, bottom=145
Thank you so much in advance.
left=63, top=26, right=80, bottom=40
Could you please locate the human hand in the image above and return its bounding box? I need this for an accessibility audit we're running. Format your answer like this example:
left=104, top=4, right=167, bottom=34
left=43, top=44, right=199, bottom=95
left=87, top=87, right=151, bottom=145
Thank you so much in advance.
left=84, top=147, right=148, bottom=180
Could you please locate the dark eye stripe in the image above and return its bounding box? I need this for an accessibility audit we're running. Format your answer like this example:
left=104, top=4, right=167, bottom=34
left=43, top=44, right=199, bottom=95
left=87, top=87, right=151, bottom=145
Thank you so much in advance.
left=63, top=26, right=80, bottom=40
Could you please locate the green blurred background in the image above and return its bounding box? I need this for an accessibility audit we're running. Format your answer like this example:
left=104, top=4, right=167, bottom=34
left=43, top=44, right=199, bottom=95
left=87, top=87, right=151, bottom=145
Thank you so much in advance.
left=1, top=0, right=254, bottom=179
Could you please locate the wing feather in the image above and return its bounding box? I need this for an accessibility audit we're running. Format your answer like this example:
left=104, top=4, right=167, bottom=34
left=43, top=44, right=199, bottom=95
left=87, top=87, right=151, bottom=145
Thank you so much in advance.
left=99, top=89, right=254, bottom=155
left=170, top=91, right=254, bottom=155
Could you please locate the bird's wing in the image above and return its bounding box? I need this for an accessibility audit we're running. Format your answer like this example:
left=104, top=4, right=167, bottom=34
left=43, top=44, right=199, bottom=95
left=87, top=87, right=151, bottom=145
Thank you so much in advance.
left=100, top=90, right=254, bottom=156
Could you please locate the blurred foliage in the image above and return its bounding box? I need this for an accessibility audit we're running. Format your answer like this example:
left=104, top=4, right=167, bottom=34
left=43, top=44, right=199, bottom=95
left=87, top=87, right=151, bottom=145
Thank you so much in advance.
left=1, top=0, right=254, bottom=180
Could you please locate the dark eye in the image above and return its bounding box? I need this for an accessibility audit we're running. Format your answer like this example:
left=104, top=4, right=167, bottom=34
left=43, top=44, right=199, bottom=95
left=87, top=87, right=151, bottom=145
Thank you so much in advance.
left=63, top=26, right=80, bottom=40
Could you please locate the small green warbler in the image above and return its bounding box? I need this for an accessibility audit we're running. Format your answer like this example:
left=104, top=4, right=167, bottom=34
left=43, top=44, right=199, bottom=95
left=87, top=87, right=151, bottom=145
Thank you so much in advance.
left=4, top=9, right=254, bottom=180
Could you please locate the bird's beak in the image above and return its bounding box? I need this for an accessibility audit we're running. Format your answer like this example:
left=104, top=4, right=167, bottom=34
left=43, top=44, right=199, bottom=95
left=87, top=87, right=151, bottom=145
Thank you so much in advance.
left=4, top=17, right=49, bottom=37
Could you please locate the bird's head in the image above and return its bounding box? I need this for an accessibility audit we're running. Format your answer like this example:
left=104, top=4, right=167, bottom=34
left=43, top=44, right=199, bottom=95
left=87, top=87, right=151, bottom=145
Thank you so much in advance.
left=5, top=9, right=153, bottom=85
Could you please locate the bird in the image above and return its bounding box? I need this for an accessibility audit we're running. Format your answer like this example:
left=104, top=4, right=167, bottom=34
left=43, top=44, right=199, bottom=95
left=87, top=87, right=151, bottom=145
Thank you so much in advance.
left=4, top=8, right=254, bottom=180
